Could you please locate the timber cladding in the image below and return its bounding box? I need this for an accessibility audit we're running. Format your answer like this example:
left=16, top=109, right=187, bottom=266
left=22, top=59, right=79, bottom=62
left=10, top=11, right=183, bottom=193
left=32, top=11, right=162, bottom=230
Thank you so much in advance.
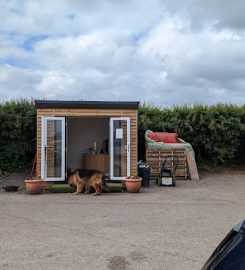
left=36, top=108, right=138, bottom=179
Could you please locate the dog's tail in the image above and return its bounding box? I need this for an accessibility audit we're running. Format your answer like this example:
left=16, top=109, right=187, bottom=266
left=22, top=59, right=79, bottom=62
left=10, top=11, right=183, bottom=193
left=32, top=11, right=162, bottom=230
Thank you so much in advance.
left=101, top=174, right=110, bottom=193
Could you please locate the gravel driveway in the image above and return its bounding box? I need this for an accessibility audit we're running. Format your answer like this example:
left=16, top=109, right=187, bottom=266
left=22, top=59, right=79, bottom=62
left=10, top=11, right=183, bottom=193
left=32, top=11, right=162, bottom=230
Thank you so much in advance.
left=0, top=172, right=244, bottom=270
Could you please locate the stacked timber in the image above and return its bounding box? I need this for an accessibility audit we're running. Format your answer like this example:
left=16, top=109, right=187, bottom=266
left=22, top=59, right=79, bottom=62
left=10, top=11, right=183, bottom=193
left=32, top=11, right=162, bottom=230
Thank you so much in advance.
left=146, top=148, right=188, bottom=182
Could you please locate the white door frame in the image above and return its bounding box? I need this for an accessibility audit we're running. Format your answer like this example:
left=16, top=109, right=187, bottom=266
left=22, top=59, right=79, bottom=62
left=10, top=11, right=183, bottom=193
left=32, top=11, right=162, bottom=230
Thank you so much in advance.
left=110, top=117, right=130, bottom=180
left=41, top=116, right=65, bottom=181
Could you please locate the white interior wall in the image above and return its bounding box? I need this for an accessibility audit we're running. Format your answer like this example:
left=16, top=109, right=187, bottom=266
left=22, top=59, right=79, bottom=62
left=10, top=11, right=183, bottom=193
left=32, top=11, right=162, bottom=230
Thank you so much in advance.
left=67, top=117, right=109, bottom=170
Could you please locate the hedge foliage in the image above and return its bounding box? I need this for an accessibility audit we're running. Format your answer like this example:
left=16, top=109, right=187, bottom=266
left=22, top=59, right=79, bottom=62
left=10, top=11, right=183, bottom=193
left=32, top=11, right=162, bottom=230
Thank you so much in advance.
left=138, top=104, right=245, bottom=165
left=0, top=99, right=36, bottom=172
left=0, top=100, right=244, bottom=172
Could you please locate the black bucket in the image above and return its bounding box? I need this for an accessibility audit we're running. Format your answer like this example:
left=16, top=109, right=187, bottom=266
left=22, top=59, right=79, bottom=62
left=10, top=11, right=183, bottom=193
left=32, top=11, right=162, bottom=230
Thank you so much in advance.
left=138, top=166, right=151, bottom=187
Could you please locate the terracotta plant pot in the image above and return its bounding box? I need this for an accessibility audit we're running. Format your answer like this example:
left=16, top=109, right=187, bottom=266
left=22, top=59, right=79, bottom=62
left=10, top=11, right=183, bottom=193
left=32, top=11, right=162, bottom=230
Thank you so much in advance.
left=125, top=176, right=142, bottom=193
left=25, top=179, right=44, bottom=195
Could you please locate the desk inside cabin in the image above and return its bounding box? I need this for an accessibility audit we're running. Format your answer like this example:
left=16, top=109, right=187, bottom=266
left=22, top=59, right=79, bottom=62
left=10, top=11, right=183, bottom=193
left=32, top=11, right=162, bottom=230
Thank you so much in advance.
left=82, top=154, right=109, bottom=174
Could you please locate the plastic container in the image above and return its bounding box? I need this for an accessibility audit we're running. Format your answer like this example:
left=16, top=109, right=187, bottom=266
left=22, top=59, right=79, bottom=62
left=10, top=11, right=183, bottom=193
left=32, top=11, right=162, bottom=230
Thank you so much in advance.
left=138, top=166, right=151, bottom=187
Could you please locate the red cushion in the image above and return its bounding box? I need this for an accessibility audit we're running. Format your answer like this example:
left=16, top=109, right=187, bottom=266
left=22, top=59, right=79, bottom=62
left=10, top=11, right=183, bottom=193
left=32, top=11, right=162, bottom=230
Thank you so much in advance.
left=147, top=133, right=159, bottom=141
left=156, top=133, right=178, bottom=143
left=148, top=132, right=178, bottom=143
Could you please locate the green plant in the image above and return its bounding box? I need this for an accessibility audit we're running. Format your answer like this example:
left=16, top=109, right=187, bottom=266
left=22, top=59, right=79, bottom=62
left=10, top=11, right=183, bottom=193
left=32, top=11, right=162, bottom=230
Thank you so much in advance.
left=0, top=99, right=244, bottom=172
left=138, top=103, right=245, bottom=165
left=0, top=99, right=36, bottom=172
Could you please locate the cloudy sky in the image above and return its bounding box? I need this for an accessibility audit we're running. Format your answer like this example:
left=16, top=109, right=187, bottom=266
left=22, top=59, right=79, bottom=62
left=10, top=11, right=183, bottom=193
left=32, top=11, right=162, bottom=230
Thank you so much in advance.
left=0, top=0, right=245, bottom=106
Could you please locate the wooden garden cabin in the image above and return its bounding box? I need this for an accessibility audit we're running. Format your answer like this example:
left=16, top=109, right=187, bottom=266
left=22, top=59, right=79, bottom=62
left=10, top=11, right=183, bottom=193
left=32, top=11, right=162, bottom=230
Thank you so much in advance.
left=35, top=100, right=139, bottom=182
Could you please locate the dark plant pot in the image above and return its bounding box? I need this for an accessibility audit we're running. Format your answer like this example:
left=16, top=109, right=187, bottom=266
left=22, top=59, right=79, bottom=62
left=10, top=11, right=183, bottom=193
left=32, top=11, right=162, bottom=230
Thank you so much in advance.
left=3, top=186, right=19, bottom=192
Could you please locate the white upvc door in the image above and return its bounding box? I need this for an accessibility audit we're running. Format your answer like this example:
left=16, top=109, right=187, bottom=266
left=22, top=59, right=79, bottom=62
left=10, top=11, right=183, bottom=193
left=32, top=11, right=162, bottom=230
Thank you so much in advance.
left=110, top=117, right=130, bottom=180
left=41, top=117, right=65, bottom=181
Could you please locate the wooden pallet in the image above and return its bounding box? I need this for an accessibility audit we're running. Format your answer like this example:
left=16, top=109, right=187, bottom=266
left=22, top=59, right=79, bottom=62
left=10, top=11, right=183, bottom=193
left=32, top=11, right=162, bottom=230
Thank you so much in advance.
left=146, top=148, right=188, bottom=181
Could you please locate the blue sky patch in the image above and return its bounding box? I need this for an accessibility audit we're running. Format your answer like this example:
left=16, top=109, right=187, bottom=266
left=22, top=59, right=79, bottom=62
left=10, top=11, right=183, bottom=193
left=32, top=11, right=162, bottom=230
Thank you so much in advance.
left=1, top=57, right=29, bottom=69
left=21, top=34, right=48, bottom=51
left=68, top=14, right=75, bottom=20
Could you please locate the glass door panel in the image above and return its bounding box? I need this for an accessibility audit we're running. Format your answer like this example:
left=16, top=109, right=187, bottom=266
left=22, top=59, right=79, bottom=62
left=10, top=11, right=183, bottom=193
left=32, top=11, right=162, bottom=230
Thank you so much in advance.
left=110, top=117, right=130, bottom=180
left=42, top=117, right=65, bottom=181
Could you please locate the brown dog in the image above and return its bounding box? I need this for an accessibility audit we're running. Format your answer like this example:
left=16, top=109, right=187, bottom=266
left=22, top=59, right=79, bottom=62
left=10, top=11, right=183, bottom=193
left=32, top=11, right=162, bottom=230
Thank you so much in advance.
left=68, top=169, right=108, bottom=196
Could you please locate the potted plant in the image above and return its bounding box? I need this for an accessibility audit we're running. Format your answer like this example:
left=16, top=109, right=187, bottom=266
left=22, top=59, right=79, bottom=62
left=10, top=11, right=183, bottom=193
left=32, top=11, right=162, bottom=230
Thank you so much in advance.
left=25, top=176, right=44, bottom=195
left=125, top=176, right=142, bottom=193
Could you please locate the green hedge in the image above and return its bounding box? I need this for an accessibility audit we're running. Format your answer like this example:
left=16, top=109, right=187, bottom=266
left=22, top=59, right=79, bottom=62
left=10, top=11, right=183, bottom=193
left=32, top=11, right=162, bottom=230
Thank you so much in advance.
left=0, top=99, right=36, bottom=172
left=138, top=104, right=245, bottom=165
left=0, top=100, right=244, bottom=172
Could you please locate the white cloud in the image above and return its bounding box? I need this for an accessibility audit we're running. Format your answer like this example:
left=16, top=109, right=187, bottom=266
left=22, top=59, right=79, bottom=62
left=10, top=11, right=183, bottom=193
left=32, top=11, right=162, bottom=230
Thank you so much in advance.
left=0, top=0, right=245, bottom=106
